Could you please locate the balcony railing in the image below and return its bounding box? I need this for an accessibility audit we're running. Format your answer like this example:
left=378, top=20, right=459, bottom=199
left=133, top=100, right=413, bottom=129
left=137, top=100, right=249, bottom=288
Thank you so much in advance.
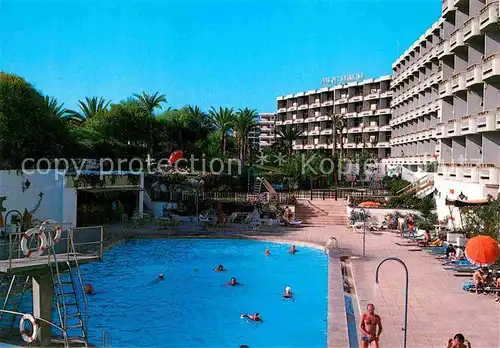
left=321, top=100, right=334, bottom=107
left=349, top=95, right=364, bottom=103
left=304, top=116, right=316, bottom=123
left=439, top=80, right=453, bottom=97
left=442, top=0, right=455, bottom=16
left=438, top=39, right=451, bottom=59
left=460, top=116, right=477, bottom=135
left=359, top=110, right=374, bottom=117
left=466, top=64, right=483, bottom=87
left=479, top=1, right=499, bottom=31
left=346, top=112, right=358, bottom=118
left=450, top=28, right=465, bottom=51
left=463, top=16, right=480, bottom=42
left=482, top=53, right=500, bottom=81
left=347, top=126, right=363, bottom=133
left=451, top=72, right=467, bottom=93
left=476, top=110, right=496, bottom=132
left=320, top=129, right=333, bottom=135
left=334, top=98, right=348, bottom=105
left=298, top=104, right=308, bottom=110
left=365, top=92, right=380, bottom=100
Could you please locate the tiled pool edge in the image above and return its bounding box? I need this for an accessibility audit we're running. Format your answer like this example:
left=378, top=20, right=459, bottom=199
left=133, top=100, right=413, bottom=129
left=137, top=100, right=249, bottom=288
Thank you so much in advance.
left=327, top=253, right=350, bottom=348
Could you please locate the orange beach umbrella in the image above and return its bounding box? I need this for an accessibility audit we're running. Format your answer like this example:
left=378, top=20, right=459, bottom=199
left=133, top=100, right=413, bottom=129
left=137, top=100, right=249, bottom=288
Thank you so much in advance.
left=465, top=235, right=500, bottom=266
left=359, top=201, right=380, bottom=208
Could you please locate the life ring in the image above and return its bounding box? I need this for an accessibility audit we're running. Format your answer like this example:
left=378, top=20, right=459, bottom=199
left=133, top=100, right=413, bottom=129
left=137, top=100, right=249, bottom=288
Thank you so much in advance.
left=19, top=314, right=39, bottom=343
left=39, top=219, right=62, bottom=244
left=20, top=228, right=48, bottom=257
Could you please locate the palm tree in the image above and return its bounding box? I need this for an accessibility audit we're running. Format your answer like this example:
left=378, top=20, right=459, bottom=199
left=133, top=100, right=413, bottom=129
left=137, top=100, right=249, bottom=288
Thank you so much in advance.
left=133, top=92, right=167, bottom=155
left=234, top=108, right=258, bottom=161
left=209, top=106, right=235, bottom=156
left=44, top=96, right=67, bottom=118
left=65, top=97, right=110, bottom=124
left=328, top=112, right=347, bottom=158
left=277, top=126, right=304, bottom=157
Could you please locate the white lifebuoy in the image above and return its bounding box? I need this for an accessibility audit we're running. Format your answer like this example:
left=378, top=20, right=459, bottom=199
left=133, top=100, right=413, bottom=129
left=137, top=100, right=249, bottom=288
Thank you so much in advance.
left=20, top=228, right=48, bottom=257
left=39, top=219, right=62, bottom=244
left=19, top=314, right=39, bottom=343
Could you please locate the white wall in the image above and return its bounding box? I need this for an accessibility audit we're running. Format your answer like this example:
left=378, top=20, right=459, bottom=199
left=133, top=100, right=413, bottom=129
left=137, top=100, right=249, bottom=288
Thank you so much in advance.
left=433, top=178, right=486, bottom=228
left=0, top=170, right=77, bottom=227
left=347, top=206, right=420, bottom=224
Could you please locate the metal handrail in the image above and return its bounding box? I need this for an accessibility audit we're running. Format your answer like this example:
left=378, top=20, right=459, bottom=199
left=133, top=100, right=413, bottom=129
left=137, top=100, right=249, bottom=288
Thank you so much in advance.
left=68, top=228, right=89, bottom=337
left=396, top=174, right=429, bottom=196
left=0, top=309, right=69, bottom=347
left=101, top=329, right=112, bottom=348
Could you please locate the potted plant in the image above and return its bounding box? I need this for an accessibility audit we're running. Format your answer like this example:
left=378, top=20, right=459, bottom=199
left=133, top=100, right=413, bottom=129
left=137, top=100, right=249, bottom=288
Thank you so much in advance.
left=7, top=215, right=21, bottom=234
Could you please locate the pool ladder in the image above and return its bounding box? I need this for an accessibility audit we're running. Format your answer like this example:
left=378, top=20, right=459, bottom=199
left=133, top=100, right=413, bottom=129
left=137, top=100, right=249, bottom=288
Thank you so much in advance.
left=0, top=274, right=31, bottom=329
left=48, top=230, right=89, bottom=347
left=102, top=329, right=112, bottom=348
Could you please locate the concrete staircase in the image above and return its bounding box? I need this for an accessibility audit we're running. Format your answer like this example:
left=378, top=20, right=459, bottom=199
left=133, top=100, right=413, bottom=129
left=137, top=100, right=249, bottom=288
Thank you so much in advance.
left=295, top=199, right=349, bottom=226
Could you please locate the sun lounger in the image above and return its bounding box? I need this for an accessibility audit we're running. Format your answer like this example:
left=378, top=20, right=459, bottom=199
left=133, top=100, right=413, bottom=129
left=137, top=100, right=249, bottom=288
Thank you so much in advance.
left=395, top=242, right=420, bottom=246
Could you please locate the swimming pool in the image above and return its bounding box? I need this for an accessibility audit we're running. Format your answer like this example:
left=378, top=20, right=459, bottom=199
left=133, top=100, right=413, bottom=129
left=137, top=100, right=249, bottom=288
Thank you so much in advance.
left=80, top=238, right=328, bottom=347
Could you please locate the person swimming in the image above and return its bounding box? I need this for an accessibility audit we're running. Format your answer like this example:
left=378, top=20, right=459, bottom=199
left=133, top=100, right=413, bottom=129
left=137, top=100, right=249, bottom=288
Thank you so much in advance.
left=265, top=249, right=271, bottom=256
left=283, top=286, right=293, bottom=299
left=227, top=277, right=243, bottom=286
left=289, top=245, right=297, bottom=254
left=214, top=265, right=226, bottom=272
left=84, top=284, right=94, bottom=295
left=149, top=273, right=165, bottom=286
left=158, top=273, right=164, bottom=280
left=240, top=313, right=262, bottom=322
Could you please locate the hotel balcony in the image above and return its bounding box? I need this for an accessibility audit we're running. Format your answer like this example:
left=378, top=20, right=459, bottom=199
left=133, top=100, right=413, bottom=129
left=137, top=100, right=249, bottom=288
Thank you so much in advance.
left=461, top=166, right=479, bottom=183
left=380, top=91, right=393, bottom=98
left=442, top=0, right=456, bottom=16
left=283, top=119, right=293, bottom=125
left=375, top=108, right=391, bottom=115
left=466, top=64, right=483, bottom=87
left=293, top=117, right=304, bottom=124
left=316, top=143, right=328, bottom=149
left=437, top=164, right=447, bottom=177
left=304, top=116, right=316, bottom=123
left=304, top=144, right=315, bottom=150
left=349, top=95, right=364, bottom=103
left=479, top=166, right=500, bottom=186
left=321, top=100, right=334, bottom=107
left=347, top=126, right=363, bottom=133
left=482, top=54, right=500, bottom=81
left=438, top=39, right=451, bottom=59
left=334, top=98, right=348, bottom=105
left=479, top=1, right=499, bottom=32
left=363, top=125, right=380, bottom=132
left=298, top=104, right=309, bottom=110
left=379, top=125, right=391, bottom=132
left=345, top=143, right=357, bottom=149
left=309, top=102, right=321, bottom=109
left=365, top=92, right=380, bottom=100
left=463, top=16, right=480, bottom=42
left=308, top=130, right=320, bottom=136
left=476, top=110, right=496, bottom=132
left=436, top=123, right=445, bottom=138
left=439, top=80, right=453, bottom=98
left=451, top=72, right=467, bottom=93
left=496, top=108, right=500, bottom=130
left=316, top=115, right=329, bottom=122
left=277, top=107, right=287, bottom=113
left=321, top=129, right=333, bottom=135
left=346, top=112, right=358, bottom=118
left=460, top=116, right=477, bottom=135
left=450, top=29, right=465, bottom=52
left=301, top=131, right=308, bottom=136
left=445, top=119, right=461, bottom=137
left=359, top=110, right=373, bottom=117
left=293, top=144, right=304, bottom=150
left=287, top=106, right=297, bottom=112
left=376, top=141, right=391, bottom=148
left=447, top=165, right=458, bottom=179
left=275, top=121, right=283, bottom=126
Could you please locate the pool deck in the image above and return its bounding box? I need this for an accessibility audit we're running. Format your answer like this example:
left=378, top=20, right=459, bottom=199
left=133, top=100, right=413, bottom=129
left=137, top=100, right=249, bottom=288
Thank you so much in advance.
left=111, top=214, right=500, bottom=348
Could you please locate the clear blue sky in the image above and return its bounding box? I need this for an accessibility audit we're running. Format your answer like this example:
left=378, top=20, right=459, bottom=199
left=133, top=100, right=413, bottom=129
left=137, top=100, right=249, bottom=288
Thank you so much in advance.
left=1, top=0, right=440, bottom=113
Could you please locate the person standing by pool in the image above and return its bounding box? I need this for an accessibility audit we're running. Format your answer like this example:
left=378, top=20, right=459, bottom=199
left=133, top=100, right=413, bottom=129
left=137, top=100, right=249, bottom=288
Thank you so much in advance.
left=359, top=303, right=382, bottom=347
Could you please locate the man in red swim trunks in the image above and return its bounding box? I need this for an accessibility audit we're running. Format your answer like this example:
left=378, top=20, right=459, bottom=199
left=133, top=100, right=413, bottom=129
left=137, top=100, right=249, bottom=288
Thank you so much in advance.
left=359, top=304, right=382, bottom=347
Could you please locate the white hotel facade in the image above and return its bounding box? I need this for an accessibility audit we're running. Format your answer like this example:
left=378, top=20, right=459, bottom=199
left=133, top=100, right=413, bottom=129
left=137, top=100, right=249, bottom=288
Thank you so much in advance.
left=275, top=76, right=393, bottom=159
left=388, top=0, right=500, bottom=220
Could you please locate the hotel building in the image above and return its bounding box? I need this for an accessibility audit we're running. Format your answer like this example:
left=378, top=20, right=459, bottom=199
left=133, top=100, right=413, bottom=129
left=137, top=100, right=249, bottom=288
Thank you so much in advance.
left=257, top=112, right=277, bottom=149
left=390, top=0, right=500, bottom=221
left=275, top=75, right=393, bottom=159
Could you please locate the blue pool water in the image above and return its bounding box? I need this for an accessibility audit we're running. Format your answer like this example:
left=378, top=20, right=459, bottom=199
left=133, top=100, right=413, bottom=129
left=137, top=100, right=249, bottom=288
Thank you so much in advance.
left=80, top=239, right=328, bottom=347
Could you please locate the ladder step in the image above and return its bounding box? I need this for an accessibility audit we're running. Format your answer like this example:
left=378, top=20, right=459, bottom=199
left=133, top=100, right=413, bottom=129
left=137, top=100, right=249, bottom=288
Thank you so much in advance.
left=56, top=292, right=76, bottom=297
left=66, top=324, right=83, bottom=329
left=65, top=313, right=82, bottom=319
